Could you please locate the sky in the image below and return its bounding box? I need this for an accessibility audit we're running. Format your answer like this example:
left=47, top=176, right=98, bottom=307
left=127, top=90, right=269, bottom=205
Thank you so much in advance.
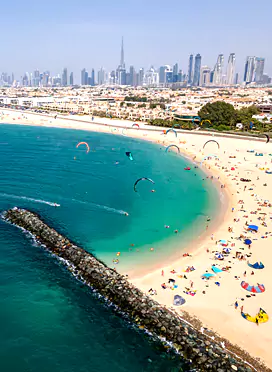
left=1, top=0, right=272, bottom=83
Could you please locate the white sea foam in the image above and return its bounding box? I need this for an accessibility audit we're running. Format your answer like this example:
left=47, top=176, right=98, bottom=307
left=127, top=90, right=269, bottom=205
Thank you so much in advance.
left=0, top=193, right=60, bottom=207
left=70, top=198, right=127, bottom=215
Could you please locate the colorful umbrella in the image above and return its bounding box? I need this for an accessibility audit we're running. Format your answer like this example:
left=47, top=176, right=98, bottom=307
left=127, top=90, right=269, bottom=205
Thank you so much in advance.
left=248, top=225, right=258, bottom=231
left=241, top=281, right=265, bottom=293
left=215, top=253, right=224, bottom=260
left=223, top=247, right=231, bottom=254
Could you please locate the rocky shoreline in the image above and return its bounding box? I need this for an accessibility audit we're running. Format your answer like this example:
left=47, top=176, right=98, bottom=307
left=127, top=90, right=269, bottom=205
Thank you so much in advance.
left=3, top=207, right=268, bottom=372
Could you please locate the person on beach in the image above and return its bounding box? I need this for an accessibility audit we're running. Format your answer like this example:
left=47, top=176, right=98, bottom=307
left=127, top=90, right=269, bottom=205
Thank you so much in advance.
left=235, top=301, right=238, bottom=309
left=243, top=271, right=246, bottom=277
left=240, top=306, right=244, bottom=314
left=161, top=270, right=164, bottom=277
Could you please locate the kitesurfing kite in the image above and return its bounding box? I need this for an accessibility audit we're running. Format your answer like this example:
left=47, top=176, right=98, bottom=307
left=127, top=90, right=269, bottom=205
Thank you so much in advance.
left=132, top=123, right=140, bottom=129
left=76, top=142, right=90, bottom=153
left=134, top=177, right=155, bottom=192
left=166, top=128, right=177, bottom=138
left=126, top=152, right=133, bottom=160
left=203, top=140, right=220, bottom=150
left=165, top=145, right=180, bottom=153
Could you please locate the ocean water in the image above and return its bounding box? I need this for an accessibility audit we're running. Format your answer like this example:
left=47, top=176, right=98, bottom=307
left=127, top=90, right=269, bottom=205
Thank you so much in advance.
left=0, top=124, right=218, bottom=372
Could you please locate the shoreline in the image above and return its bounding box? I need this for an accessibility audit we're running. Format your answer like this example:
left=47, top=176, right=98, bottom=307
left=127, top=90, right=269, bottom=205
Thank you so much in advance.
left=1, top=109, right=272, bottom=370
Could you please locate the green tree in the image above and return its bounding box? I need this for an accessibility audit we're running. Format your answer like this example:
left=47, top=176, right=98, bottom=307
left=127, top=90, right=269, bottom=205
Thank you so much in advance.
left=198, top=101, right=236, bottom=128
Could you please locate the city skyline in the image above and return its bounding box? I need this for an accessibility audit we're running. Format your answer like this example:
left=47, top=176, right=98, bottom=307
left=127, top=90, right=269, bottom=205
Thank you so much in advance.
left=0, top=0, right=271, bottom=79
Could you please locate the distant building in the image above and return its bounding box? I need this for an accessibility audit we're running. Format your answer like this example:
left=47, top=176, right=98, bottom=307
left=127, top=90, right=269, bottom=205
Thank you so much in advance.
left=91, top=69, right=95, bottom=86
left=254, top=58, right=265, bottom=83
left=144, top=67, right=159, bottom=86
left=244, top=56, right=255, bottom=83
left=97, top=67, right=105, bottom=85
left=200, top=66, right=211, bottom=86
left=261, top=73, right=271, bottom=85
left=192, top=54, right=201, bottom=86
left=213, top=54, right=224, bottom=85
left=34, top=69, right=40, bottom=87
left=159, top=66, right=167, bottom=84
left=129, top=65, right=136, bottom=86
left=188, top=54, right=194, bottom=84
left=69, top=72, right=74, bottom=86
left=173, top=63, right=178, bottom=83
left=234, top=72, right=239, bottom=85
left=226, top=53, right=235, bottom=85
left=81, top=68, right=87, bottom=85
left=62, top=68, right=68, bottom=86
left=138, top=68, right=144, bottom=86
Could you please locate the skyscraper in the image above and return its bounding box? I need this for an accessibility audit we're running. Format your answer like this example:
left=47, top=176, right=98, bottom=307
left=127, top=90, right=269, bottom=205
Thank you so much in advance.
left=173, top=63, right=178, bottom=83
left=85, top=70, right=89, bottom=85
left=129, top=66, right=136, bottom=86
left=34, top=69, right=40, bottom=87
left=62, top=68, right=68, bottom=86
left=213, top=54, right=224, bottom=85
left=244, top=56, right=256, bottom=83
left=97, top=67, right=105, bottom=85
left=188, top=54, right=194, bottom=84
left=81, top=68, right=86, bottom=85
left=120, top=36, right=125, bottom=69
left=226, top=53, right=235, bottom=85
left=139, top=68, right=144, bottom=86
left=69, top=72, right=74, bottom=86
left=200, top=66, right=211, bottom=86
left=159, top=66, right=167, bottom=84
left=254, top=58, right=265, bottom=83
left=91, top=69, right=95, bottom=86
left=192, top=54, right=201, bottom=86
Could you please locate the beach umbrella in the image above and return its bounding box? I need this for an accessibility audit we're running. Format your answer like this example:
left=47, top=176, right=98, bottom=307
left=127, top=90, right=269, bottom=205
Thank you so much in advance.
left=173, top=295, right=186, bottom=306
left=241, top=281, right=265, bottom=293
left=202, top=273, right=215, bottom=278
left=248, top=225, right=258, bottom=231
left=212, top=266, right=223, bottom=273
left=215, top=253, right=224, bottom=260
left=244, top=239, right=252, bottom=245
left=223, top=247, right=231, bottom=254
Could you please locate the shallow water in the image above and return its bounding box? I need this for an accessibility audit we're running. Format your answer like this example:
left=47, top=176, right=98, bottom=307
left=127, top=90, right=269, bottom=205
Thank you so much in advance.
left=0, top=124, right=218, bottom=371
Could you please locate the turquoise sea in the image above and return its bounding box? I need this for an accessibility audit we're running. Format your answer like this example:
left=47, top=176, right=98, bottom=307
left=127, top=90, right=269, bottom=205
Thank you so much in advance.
left=0, top=124, right=218, bottom=372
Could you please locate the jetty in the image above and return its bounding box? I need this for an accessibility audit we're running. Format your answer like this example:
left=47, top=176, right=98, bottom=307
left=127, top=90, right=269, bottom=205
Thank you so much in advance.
left=3, top=207, right=264, bottom=372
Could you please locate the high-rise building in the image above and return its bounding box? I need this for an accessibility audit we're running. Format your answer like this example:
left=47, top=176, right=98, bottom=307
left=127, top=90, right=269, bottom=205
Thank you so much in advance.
left=234, top=72, right=239, bottom=85
left=81, top=68, right=86, bottom=85
left=62, top=68, right=68, bottom=86
left=192, top=54, right=201, bottom=86
left=173, top=63, right=178, bottom=83
left=200, top=66, right=211, bottom=86
left=85, top=71, right=89, bottom=85
left=91, top=69, right=95, bottom=86
left=261, top=74, right=271, bottom=85
left=188, top=54, right=194, bottom=84
left=144, top=67, right=159, bottom=86
left=139, top=68, right=144, bottom=86
left=226, top=53, right=235, bottom=85
left=97, top=67, right=105, bottom=85
left=165, top=66, right=173, bottom=84
left=69, top=72, right=74, bottom=86
left=120, top=36, right=125, bottom=69
left=254, top=58, right=265, bottom=83
left=244, top=56, right=256, bottom=83
left=34, top=69, right=40, bottom=87
left=213, top=54, right=224, bottom=85
left=159, top=66, right=167, bottom=84
left=109, top=70, right=116, bottom=85
left=129, top=66, right=136, bottom=86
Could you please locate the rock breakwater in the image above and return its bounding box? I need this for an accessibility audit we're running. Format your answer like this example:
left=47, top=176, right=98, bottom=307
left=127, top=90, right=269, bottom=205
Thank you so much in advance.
left=3, top=208, right=264, bottom=372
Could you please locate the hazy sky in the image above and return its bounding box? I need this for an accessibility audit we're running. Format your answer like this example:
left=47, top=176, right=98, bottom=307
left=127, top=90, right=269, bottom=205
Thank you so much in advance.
left=2, top=0, right=271, bottom=82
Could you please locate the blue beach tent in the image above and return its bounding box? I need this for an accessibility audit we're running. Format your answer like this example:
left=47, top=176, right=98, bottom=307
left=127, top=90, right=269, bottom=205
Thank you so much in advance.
left=202, top=273, right=215, bottom=278
left=212, top=266, right=223, bottom=273
left=244, top=239, right=252, bottom=245
left=248, top=262, right=265, bottom=270
left=248, top=225, right=259, bottom=231
left=173, top=295, right=186, bottom=306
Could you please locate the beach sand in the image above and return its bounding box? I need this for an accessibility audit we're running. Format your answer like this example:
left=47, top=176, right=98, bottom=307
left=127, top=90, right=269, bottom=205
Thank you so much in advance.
left=1, top=109, right=272, bottom=369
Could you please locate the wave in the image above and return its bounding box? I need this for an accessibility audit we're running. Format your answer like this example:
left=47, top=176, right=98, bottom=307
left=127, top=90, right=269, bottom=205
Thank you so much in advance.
left=70, top=198, right=128, bottom=215
left=0, top=193, right=60, bottom=207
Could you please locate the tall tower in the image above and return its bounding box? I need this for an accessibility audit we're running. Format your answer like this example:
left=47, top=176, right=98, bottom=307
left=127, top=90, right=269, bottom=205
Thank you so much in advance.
left=226, top=53, right=235, bottom=85
left=213, top=54, right=224, bottom=85
left=120, top=37, right=125, bottom=69
left=244, top=56, right=256, bottom=83
left=188, top=54, right=194, bottom=84
left=192, top=54, right=201, bottom=86
left=254, top=58, right=265, bottom=83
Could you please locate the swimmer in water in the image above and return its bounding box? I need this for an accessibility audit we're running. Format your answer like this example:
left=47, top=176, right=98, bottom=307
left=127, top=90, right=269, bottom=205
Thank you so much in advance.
left=174, top=230, right=178, bottom=233
left=165, top=225, right=170, bottom=229
left=124, top=212, right=129, bottom=216
left=151, top=189, right=155, bottom=193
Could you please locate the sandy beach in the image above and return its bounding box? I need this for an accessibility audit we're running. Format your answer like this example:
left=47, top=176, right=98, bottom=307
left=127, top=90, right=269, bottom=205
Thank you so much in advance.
left=1, top=108, right=272, bottom=370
